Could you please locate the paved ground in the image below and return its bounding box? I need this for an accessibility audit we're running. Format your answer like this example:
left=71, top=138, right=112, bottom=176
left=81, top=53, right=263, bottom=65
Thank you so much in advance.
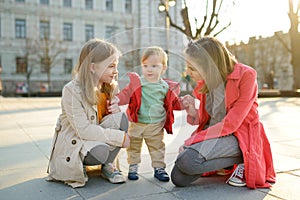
left=0, top=96, right=300, bottom=200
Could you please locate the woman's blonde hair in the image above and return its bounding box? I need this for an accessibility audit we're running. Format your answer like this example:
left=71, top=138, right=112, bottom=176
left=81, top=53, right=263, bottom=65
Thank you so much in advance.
left=184, top=36, right=237, bottom=93
left=73, top=38, right=120, bottom=105
left=141, top=46, right=168, bottom=74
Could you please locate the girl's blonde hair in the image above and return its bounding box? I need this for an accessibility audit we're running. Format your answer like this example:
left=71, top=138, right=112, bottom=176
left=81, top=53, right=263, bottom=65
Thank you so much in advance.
left=141, top=46, right=168, bottom=73
left=73, top=38, right=120, bottom=105
left=184, top=36, right=237, bottom=93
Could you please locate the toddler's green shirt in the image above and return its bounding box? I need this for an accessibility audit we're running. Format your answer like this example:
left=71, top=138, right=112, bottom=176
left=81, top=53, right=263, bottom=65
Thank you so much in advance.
left=138, top=77, right=169, bottom=124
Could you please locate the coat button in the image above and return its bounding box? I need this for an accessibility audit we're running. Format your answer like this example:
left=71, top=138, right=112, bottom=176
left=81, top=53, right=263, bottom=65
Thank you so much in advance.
left=71, top=139, right=76, bottom=145
left=66, top=157, right=70, bottom=162
left=91, top=115, right=95, bottom=120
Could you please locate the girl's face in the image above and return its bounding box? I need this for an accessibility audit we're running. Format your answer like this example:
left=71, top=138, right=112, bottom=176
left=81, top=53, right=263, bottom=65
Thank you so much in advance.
left=92, top=54, right=119, bottom=85
left=185, top=58, right=204, bottom=82
left=142, top=54, right=166, bottom=83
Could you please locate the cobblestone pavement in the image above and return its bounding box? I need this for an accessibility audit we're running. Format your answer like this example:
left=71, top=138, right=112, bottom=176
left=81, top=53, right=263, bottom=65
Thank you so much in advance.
left=0, top=97, right=300, bottom=200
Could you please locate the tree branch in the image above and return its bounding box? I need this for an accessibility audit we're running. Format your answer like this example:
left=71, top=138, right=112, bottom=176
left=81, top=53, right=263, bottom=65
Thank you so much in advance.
left=165, top=10, right=186, bottom=34
left=204, top=0, right=217, bottom=35
left=275, top=32, right=291, bottom=53
left=213, top=21, right=231, bottom=37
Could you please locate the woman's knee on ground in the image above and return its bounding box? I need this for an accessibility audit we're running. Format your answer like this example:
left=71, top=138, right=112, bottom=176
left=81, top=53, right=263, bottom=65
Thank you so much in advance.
left=175, top=148, right=203, bottom=175
left=171, top=165, right=192, bottom=187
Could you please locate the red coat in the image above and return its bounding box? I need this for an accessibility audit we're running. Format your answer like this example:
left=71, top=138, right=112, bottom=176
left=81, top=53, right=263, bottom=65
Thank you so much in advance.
left=184, top=63, right=276, bottom=189
left=116, top=72, right=182, bottom=134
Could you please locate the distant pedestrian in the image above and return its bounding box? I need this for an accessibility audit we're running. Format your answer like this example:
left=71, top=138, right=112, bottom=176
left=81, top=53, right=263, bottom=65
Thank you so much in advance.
left=47, top=38, right=130, bottom=188
left=171, top=36, right=276, bottom=189
left=114, top=46, right=182, bottom=182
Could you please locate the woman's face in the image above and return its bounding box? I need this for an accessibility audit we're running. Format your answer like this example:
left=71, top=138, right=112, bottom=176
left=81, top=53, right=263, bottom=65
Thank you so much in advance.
left=92, top=54, right=119, bottom=84
left=185, top=57, right=204, bottom=82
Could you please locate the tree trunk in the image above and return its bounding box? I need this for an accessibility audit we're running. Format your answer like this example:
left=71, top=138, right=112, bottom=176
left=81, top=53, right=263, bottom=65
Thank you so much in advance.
left=290, top=32, right=300, bottom=89
left=26, top=72, right=31, bottom=97
left=47, top=68, right=51, bottom=92
left=288, top=0, right=300, bottom=89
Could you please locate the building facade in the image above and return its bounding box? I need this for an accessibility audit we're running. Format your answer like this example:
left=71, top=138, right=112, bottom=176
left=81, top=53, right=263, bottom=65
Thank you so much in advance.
left=227, top=31, right=293, bottom=90
left=0, top=0, right=186, bottom=96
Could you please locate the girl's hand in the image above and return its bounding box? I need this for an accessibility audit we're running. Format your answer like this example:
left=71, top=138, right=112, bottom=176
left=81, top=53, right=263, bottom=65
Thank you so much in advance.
left=107, top=99, right=121, bottom=113
left=122, top=133, right=130, bottom=148
left=110, top=96, right=120, bottom=104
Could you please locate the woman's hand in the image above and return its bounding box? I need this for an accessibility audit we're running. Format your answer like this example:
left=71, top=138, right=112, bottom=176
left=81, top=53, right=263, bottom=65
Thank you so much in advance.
left=107, top=97, right=121, bottom=113
left=181, top=95, right=198, bottom=117
left=122, top=133, right=130, bottom=148
left=181, top=95, right=195, bottom=108
left=178, top=145, right=185, bottom=153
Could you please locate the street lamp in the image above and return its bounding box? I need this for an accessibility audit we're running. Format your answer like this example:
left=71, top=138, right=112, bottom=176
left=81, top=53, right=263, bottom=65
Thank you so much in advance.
left=158, top=0, right=176, bottom=78
left=158, top=0, right=176, bottom=11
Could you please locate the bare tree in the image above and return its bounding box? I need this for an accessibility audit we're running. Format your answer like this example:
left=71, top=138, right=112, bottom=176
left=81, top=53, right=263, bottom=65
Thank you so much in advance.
left=275, top=0, right=300, bottom=89
left=21, top=45, right=33, bottom=96
left=160, top=0, right=235, bottom=39
left=26, top=35, right=67, bottom=92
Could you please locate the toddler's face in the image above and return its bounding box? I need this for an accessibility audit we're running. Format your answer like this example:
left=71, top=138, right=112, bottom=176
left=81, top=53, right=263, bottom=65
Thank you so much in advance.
left=142, top=54, right=165, bottom=83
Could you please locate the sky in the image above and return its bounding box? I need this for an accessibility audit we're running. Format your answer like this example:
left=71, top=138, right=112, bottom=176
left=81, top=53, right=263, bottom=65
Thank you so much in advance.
left=187, top=0, right=292, bottom=43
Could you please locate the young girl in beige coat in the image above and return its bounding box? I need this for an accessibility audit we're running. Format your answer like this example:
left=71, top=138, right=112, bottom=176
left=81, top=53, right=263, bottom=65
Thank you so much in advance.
left=47, top=39, right=130, bottom=188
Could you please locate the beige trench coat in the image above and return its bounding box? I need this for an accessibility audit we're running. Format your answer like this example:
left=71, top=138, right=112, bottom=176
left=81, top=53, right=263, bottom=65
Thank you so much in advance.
left=46, top=80, right=125, bottom=188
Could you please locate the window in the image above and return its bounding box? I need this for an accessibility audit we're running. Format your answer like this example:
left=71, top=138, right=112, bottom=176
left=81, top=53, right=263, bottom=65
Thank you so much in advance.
left=64, top=59, right=73, bottom=74
left=15, top=19, right=26, bottom=38
left=85, top=0, right=93, bottom=10
left=63, top=0, right=71, bottom=7
left=106, top=0, right=113, bottom=11
left=85, top=24, right=94, bottom=41
left=63, top=23, right=72, bottom=41
left=40, top=0, right=49, bottom=5
left=125, top=0, right=132, bottom=13
left=40, top=21, right=50, bottom=39
left=105, top=26, right=114, bottom=39
left=16, top=57, right=27, bottom=73
left=15, top=0, right=25, bottom=3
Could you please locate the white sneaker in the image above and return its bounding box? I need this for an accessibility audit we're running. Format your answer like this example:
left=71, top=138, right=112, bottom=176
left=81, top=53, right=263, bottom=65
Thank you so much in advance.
left=226, top=163, right=246, bottom=187
left=101, top=163, right=126, bottom=184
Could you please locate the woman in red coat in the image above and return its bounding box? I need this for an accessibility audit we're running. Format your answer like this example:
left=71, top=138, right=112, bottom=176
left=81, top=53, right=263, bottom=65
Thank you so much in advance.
left=171, top=36, right=276, bottom=189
